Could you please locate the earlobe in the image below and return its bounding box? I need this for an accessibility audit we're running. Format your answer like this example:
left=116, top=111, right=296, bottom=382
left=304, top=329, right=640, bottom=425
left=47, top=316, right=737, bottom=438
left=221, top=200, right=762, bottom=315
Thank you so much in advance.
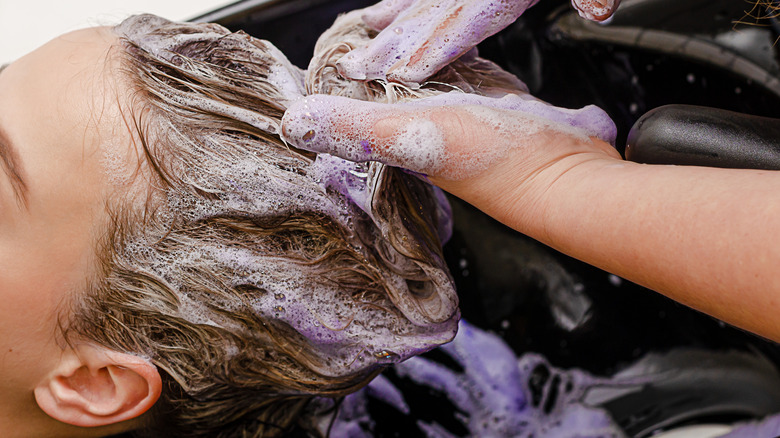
left=34, top=345, right=161, bottom=428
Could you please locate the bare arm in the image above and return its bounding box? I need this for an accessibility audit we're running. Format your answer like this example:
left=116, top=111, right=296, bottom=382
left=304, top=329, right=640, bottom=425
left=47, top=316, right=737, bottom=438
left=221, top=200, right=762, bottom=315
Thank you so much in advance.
left=500, top=149, right=780, bottom=342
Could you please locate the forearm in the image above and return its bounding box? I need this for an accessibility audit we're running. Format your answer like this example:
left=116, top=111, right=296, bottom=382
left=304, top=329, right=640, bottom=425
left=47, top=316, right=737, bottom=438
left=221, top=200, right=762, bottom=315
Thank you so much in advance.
left=507, top=154, right=780, bottom=340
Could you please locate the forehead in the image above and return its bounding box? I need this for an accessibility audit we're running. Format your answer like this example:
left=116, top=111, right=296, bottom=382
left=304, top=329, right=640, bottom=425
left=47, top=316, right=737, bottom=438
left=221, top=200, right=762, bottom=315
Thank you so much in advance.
left=0, top=25, right=131, bottom=283
left=12, top=27, right=142, bottom=185
left=1, top=26, right=123, bottom=148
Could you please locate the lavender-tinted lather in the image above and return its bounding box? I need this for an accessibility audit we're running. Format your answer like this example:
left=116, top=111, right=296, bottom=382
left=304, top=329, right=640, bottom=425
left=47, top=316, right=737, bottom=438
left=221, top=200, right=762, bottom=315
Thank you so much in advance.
left=716, top=415, right=780, bottom=437
left=337, top=0, right=541, bottom=86
left=324, top=320, right=627, bottom=437
left=281, top=92, right=617, bottom=180
left=118, top=14, right=461, bottom=379
left=338, top=0, right=622, bottom=86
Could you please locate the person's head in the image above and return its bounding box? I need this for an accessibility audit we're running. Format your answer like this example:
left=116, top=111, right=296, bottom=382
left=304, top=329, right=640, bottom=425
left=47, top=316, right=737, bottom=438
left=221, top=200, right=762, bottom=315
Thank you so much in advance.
left=0, top=13, right=458, bottom=437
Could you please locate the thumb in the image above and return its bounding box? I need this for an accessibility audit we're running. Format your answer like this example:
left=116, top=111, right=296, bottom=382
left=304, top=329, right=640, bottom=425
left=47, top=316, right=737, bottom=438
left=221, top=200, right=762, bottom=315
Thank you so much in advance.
left=281, top=95, right=451, bottom=176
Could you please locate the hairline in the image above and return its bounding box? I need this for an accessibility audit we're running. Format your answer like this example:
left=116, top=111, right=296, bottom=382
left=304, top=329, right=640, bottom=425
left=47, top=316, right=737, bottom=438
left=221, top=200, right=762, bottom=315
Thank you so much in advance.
left=56, top=31, right=164, bottom=348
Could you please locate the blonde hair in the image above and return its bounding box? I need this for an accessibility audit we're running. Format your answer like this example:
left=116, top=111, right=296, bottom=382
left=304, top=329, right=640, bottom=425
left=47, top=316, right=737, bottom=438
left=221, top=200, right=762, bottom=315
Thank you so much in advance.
left=63, top=13, right=460, bottom=438
left=63, top=7, right=526, bottom=435
left=736, top=0, right=780, bottom=29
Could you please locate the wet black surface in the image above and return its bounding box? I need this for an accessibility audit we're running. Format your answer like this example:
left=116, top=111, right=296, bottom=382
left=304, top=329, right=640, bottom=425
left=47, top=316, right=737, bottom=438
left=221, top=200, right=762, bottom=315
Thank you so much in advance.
left=625, top=105, right=780, bottom=168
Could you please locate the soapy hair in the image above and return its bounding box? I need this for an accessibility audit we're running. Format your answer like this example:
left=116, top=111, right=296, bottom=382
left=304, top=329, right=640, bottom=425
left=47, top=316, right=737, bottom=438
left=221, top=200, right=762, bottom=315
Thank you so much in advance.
left=62, top=14, right=462, bottom=438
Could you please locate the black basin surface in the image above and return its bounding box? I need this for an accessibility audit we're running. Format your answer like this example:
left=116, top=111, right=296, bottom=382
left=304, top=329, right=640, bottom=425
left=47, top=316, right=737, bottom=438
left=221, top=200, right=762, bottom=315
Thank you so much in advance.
left=188, top=1, right=780, bottom=436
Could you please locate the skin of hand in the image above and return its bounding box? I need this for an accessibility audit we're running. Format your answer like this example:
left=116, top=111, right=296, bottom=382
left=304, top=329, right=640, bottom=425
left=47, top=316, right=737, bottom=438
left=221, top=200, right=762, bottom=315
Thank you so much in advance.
left=281, top=93, right=620, bottom=236
left=283, top=96, right=780, bottom=343
left=338, top=0, right=539, bottom=86
left=338, top=0, right=619, bottom=86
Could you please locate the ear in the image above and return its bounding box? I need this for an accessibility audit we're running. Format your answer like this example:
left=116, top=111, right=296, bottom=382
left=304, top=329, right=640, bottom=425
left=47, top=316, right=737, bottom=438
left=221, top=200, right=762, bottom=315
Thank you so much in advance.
left=34, top=345, right=161, bottom=428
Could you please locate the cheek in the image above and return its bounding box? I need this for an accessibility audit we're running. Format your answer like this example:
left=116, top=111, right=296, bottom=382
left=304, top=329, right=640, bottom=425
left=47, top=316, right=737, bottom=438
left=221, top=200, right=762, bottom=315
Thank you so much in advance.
left=0, top=223, right=89, bottom=347
left=0, top=252, right=66, bottom=391
left=0, top=238, right=68, bottom=328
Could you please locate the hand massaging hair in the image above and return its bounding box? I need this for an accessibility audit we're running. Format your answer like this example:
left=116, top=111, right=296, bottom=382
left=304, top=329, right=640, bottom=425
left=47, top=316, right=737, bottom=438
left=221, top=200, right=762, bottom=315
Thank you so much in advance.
left=60, top=10, right=526, bottom=437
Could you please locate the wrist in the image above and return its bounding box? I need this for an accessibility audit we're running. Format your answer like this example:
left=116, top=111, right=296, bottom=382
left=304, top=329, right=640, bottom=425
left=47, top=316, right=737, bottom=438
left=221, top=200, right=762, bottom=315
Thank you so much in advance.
left=499, top=149, right=626, bottom=240
left=430, top=137, right=624, bottom=236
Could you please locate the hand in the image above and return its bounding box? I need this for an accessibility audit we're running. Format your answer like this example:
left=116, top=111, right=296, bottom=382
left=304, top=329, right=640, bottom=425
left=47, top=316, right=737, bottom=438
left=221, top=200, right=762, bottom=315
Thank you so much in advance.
left=281, top=91, right=620, bottom=232
left=337, top=0, right=539, bottom=86
left=337, top=0, right=620, bottom=86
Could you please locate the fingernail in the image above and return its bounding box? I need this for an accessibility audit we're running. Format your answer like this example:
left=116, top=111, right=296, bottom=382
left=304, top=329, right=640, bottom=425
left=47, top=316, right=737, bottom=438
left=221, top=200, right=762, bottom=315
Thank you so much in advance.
left=281, top=96, right=329, bottom=152
left=336, top=52, right=369, bottom=81
left=282, top=95, right=380, bottom=163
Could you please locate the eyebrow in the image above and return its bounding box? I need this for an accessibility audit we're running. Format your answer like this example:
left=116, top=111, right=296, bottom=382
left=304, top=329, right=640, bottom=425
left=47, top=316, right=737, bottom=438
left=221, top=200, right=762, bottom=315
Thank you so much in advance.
left=0, top=63, right=29, bottom=208
left=0, top=123, right=28, bottom=209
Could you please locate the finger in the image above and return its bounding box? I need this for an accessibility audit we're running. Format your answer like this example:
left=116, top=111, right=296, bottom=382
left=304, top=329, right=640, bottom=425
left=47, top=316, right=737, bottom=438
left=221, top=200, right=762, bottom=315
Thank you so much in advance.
left=338, top=0, right=539, bottom=86
left=281, top=95, right=448, bottom=175
left=361, top=0, right=417, bottom=31
left=282, top=93, right=616, bottom=180
left=571, top=0, right=621, bottom=22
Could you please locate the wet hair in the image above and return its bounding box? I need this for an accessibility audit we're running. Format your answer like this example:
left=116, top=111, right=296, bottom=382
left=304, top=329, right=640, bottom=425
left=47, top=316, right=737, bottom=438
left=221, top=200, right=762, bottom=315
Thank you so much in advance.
left=61, top=13, right=462, bottom=438
left=61, top=6, right=529, bottom=435
left=737, top=0, right=780, bottom=26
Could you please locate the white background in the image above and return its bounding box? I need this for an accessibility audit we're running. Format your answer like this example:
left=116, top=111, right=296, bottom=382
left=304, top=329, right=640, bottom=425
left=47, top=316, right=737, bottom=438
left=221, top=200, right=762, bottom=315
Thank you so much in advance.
left=0, top=0, right=234, bottom=64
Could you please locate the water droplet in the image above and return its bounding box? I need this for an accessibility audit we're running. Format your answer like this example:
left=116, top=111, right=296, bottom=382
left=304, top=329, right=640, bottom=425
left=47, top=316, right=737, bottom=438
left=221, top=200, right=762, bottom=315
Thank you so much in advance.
left=393, top=26, right=403, bottom=34
left=302, top=130, right=316, bottom=143
left=275, top=293, right=286, bottom=301
left=374, top=349, right=401, bottom=363
left=273, top=305, right=285, bottom=315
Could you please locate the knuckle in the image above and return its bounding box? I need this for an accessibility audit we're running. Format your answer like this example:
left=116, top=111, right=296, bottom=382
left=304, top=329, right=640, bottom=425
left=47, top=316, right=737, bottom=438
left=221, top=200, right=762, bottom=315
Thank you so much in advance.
left=430, top=108, right=486, bottom=153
